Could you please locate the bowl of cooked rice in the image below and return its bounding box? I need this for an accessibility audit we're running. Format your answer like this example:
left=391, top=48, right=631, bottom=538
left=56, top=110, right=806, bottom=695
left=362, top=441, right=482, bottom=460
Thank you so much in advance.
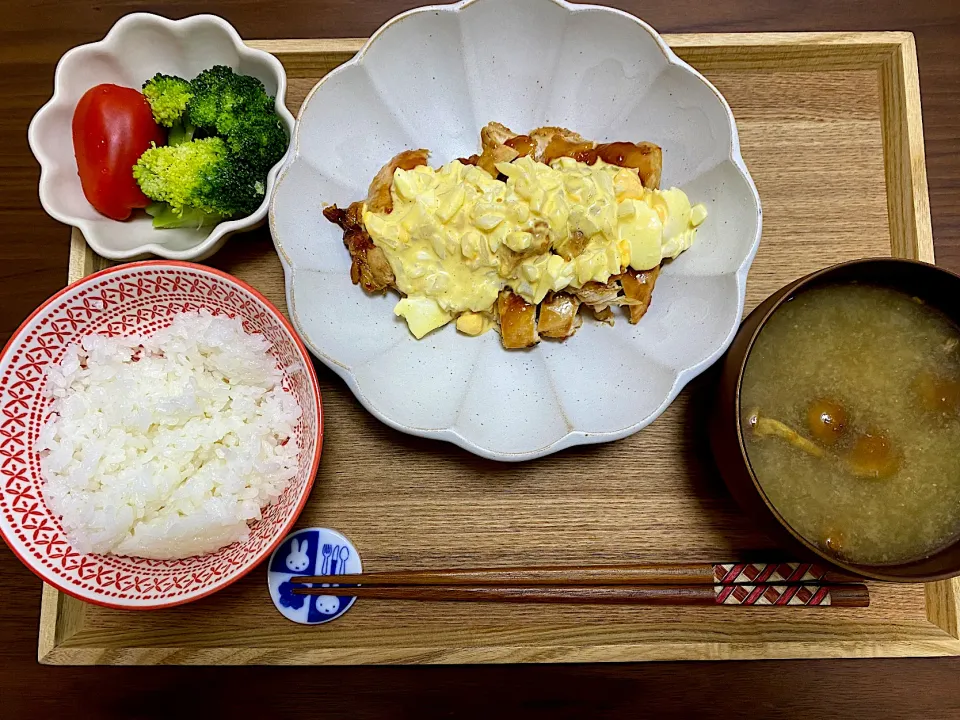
left=0, top=261, right=322, bottom=609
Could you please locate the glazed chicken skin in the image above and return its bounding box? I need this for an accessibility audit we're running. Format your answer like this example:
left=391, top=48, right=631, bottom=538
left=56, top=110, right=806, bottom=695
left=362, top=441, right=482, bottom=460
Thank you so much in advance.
left=324, top=122, right=705, bottom=349
left=322, top=149, right=430, bottom=293
left=459, top=122, right=662, bottom=191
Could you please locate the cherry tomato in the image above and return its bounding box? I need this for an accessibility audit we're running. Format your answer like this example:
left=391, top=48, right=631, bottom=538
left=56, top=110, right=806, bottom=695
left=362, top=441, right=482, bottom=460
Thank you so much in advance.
left=72, top=84, right=166, bottom=220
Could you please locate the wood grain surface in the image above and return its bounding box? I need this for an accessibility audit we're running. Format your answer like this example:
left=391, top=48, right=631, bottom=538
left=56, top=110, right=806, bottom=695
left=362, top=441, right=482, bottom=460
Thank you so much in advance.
left=2, top=0, right=960, bottom=717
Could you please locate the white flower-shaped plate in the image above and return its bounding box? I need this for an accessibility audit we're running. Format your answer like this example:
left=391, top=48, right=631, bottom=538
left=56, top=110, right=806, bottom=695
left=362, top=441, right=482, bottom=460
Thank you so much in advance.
left=270, top=0, right=761, bottom=461
left=28, top=13, right=295, bottom=261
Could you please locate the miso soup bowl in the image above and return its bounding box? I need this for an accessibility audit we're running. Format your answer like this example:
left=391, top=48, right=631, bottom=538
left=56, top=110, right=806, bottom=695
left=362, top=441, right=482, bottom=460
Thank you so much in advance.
left=711, top=258, right=960, bottom=582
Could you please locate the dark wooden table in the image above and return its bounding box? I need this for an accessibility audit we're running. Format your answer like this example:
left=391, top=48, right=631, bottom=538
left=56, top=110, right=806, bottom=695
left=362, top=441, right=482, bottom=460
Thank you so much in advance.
left=2, top=1, right=960, bottom=716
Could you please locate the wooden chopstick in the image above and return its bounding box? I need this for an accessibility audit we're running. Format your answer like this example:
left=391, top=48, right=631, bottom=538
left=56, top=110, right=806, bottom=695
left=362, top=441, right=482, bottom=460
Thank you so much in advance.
left=290, top=561, right=860, bottom=587
left=291, top=583, right=870, bottom=607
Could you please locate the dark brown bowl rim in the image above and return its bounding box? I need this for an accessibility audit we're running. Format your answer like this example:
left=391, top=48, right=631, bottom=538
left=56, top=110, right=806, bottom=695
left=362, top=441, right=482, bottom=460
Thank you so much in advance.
left=732, top=257, right=960, bottom=582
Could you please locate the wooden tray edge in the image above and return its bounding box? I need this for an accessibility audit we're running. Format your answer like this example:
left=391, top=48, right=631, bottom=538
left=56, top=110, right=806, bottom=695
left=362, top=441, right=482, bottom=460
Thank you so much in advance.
left=42, top=31, right=953, bottom=665
left=926, top=578, right=960, bottom=640
left=880, top=33, right=935, bottom=263
left=247, top=31, right=918, bottom=53
left=38, top=633, right=960, bottom=665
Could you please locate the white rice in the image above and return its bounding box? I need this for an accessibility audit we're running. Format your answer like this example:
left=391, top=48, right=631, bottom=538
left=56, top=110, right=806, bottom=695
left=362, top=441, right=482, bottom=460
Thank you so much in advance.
left=35, top=311, right=301, bottom=560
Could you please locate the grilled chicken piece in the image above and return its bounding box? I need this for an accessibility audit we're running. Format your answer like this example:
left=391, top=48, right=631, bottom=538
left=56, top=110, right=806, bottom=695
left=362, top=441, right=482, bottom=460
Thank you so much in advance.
left=504, top=134, right=535, bottom=157
left=462, top=122, right=520, bottom=176
left=471, top=122, right=663, bottom=189
left=477, top=123, right=589, bottom=164
left=618, top=265, right=660, bottom=323
left=542, top=137, right=662, bottom=189
left=497, top=291, right=539, bottom=349
left=588, top=305, right=615, bottom=325
left=324, top=149, right=428, bottom=294
left=529, top=127, right=662, bottom=188
left=530, top=126, right=591, bottom=163
left=595, top=141, right=662, bottom=190
left=538, top=292, right=582, bottom=339
left=575, top=280, right=622, bottom=308
left=473, top=124, right=592, bottom=177
left=323, top=202, right=395, bottom=293
left=480, top=144, right=520, bottom=177
left=459, top=146, right=519, bottom=177
left=365, top=149, right=430, bottom=213
left=481, top=121, right=517, bottom=148
left=574, top=269, right=660, bottom=322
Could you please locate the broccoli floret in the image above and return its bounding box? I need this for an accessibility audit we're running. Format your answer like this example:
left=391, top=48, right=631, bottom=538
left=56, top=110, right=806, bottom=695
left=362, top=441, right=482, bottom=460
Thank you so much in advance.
left=145, top=202, right=222, bottom=229
left=133, top=65, right=284, bottom=229
left=187, top=65, right=274, bottom=135
left=206, top=159, right=267, bottom=216
left=185, top=65, right=232, bottom=129
left=133, top=137, right=226, bottom=213
left=216, top=74, right=274, bottom=135
left=225, top=112, right=288, bottom=173
left=142, top=73, right=192, bottom=126
left=142, top=73, right=197, bottom=145
left=132, top=137, right=266, bottom=227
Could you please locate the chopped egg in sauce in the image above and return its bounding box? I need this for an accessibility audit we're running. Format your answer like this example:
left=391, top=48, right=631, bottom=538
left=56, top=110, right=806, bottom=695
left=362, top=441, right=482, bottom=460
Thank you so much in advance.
left=361, top=155, right=706, bottom=338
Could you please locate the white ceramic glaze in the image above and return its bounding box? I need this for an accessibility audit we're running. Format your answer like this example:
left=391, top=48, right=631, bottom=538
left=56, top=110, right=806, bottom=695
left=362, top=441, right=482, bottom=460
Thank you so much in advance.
left=270, top=0, right=762, bottom=461
left=28, top=13, right=296, bottom=261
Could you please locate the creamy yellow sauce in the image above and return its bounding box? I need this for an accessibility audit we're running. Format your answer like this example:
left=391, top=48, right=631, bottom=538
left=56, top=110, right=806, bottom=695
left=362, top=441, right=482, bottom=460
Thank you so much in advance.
left=362, top=156, right=706, bottom=339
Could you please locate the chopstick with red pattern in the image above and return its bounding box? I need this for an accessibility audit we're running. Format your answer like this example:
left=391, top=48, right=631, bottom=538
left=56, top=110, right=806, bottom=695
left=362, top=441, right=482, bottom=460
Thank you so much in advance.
left=289, top=562, right=868, bottom=607
left=291, top=562, right=860, bottom=587
left=290, top=583, right=867, bottom=607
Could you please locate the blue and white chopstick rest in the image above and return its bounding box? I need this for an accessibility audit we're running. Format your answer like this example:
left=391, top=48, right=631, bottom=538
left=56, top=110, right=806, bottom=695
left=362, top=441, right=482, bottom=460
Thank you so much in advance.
left=267, top=527, right=361, bottom=625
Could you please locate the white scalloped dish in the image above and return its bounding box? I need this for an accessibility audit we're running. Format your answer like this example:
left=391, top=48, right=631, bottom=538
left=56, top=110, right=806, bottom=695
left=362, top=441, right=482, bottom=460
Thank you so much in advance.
left=28, top=13, right=295, bottom=261
left=270, top=0, right=762, bottom=461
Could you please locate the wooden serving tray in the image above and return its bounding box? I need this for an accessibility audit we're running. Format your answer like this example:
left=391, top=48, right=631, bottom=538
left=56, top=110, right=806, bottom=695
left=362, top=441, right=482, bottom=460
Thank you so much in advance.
left=41, top=33, right=960, bottom=665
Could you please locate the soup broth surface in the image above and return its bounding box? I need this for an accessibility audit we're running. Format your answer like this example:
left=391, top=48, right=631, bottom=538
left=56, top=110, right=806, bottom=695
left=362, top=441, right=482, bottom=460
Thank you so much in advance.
left=741, top=283, right=960, bottom=565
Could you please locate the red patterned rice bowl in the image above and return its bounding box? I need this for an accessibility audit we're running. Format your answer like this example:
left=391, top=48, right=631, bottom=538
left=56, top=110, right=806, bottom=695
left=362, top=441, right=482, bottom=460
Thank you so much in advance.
left=0, top=261, right=322, bottom=609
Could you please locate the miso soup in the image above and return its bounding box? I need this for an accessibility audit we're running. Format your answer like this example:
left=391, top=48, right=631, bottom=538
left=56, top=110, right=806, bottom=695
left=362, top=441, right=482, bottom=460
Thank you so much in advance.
left=740, top=283, right=960, bottom=565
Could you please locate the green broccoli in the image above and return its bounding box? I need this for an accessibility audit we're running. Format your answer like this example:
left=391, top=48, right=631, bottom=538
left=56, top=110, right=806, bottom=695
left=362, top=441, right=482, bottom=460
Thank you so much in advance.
left=132, top=65, right=287, bottom=229
left=216, top=74, right=274, bottom=135
left=142, top=73, right=195, bottom=145
left=132, top=137, right=266, bottom=228
left=185, top=65, right=232, bottom=129
left=187, top=65, right=274, bottom=135
left=144, top=202, right=220, bottom=229
left=225, top=112, right=288, bottom=173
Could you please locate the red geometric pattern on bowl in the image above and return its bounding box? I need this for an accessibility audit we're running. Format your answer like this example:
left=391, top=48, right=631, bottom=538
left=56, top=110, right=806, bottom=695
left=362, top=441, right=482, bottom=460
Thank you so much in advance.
left=0, top=261, right=322, bottom=609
